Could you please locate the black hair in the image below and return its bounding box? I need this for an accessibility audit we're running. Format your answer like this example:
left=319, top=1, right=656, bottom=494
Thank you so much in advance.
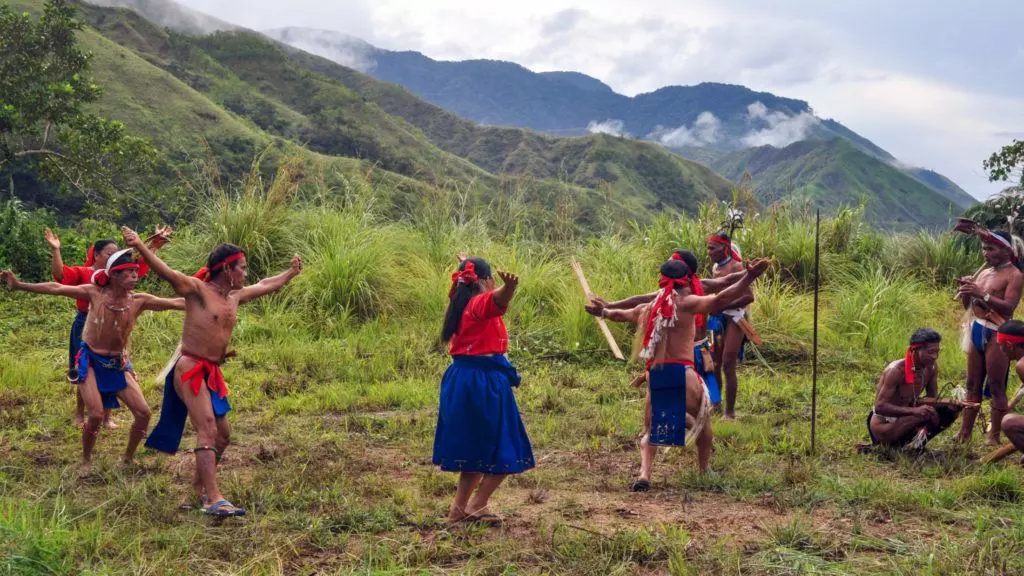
left=909, top=328, right=942, bottom=346
left=998, top=320, right=1024, bottom=337
left=93, top=238, right=116, bottom=254
left=441, top=257, right=493, bottom=343
left=712, top=231, right=731, bottom=242
left=661, top=259, right=690, bottom=280
left=207, top=243, right=244, bottom=278
left=673, top=250, right=699, bottom=277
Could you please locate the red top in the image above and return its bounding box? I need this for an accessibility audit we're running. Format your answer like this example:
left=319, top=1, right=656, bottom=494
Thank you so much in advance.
left=448, top=291, right=509, bottom=356
left=55, top=261, right=150, bottom=313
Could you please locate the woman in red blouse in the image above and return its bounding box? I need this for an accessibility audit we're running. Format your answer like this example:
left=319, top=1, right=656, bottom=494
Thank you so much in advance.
left=433, top=257, right=534, bottom=526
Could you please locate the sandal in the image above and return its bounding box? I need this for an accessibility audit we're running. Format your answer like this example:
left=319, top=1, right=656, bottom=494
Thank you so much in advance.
left=463, top=511, right=503, bottom=527
left=204, top=500, right=246, bottom=517
left=630, top=479, right=651, bottom=492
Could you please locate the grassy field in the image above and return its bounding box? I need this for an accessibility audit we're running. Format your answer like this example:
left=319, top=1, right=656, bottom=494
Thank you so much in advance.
left=2, top=169, right=1024, bottom=575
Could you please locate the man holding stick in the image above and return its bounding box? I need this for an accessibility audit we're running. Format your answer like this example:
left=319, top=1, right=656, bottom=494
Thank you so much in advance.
left=955, top=227, right=1023, bottom=445
left=588, top=257, right=768, bottom=489
left=866, top=329, right=966, bottom=449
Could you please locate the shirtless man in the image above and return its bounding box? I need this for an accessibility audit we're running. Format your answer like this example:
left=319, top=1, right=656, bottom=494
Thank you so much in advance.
left=955, top=230, right=1023, bottom=444
left=587, top=249, right=751, bottom=412
left=2, top=251, right=183, bottom=466
left=867, top=329, right=961, bottom=449
left=995, top=320, right=1024, bottom=464
left=46, top=227, right=171, bottom=429
left=707, top=232, right=753, bottom=419
left=589, top=257, right=768, bottom=490
left=128, top=227, right=302, bottom=517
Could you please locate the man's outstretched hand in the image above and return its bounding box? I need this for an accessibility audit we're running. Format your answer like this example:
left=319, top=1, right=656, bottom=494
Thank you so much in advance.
left=44, top=228, right=60, bottom=250
left=0, top=270, right=18, bottom=289
left=744, top=258, right=770, bottom=280
left=122, top=226, right=144, bottom=249
left=497, top=270, right=519, bottom=290
left=585, top=297, right=608, bottom=317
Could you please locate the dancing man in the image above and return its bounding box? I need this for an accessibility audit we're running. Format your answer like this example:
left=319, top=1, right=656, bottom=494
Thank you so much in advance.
left=955, top=229, right=1022, bottom=444
left=130, top=228, right=302, bottom=517
left=866, top=329, right=962, bottom=449
left=46, top=226, right=171, bottom=428
left=433, top=257, right=533, bottom=525
left=2, top=250, right=183, bottom=466
left=590, top=257, right=768, bottom=490
left=706, top=232, right=753, bottom=419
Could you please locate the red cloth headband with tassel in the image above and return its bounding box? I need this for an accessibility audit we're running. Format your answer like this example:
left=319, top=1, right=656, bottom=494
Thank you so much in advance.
left=448, top=262, right=479, bottom=297
left=195, top=252, right=245, bottom=281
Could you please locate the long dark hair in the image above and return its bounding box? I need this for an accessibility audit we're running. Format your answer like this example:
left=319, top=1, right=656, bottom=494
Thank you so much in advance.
left=441, top=257, right=493, bottom=343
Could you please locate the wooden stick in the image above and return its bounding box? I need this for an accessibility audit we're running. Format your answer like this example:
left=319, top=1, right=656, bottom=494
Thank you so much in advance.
left=629, top=372, right=647, bottom=388
left=980, top=442, right=1018, bottom=464
left=811, top=209, right=820, bottom=455
left=737, top=317, right=763, bottom=346
left=916, top=397, right=980, bottom=409
left=571, top=259, right=625, bottom=360
left=1009, top=385, right=1024, bottom=411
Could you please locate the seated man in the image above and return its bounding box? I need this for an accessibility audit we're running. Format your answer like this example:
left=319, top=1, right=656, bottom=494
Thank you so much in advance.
left=867, top=328, right=962, bottom=449
left=995, top=320, right=1024, bottom=464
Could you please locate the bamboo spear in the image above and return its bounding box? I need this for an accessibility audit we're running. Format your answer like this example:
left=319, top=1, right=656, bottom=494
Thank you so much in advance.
left=571, top=259, right=625, bottom=361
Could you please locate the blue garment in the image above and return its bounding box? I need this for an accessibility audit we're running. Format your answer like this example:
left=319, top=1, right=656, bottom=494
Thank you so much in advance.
left=68, top=311, right=87, bottom=375
left=76, top=342, right=130, bottom=410
left=146, top=363, right=232, bottom=455
left=707, top=313, right=746, bottom=361
left=432, top=355, right=535, bottom=474
left=970, top=320, right=1011, bottom=400
left=693, top=340, right=721, bottom=405
left=647, top=362, right=691, bottom=447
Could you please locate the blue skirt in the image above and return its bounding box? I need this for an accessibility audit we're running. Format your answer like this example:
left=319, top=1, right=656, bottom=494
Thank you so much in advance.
left=693, top=340, right=721, bottom=405
left=708, top=313, right=746, bottom=361
left=432, top=355, right=535, bottom=474
left=77, top=342, right=131, bottom=410
left=648, top=362, right=690, bottom=447
left=68, top=311, right=88, bottom=373
left=146, top=364, right=232, bottom=455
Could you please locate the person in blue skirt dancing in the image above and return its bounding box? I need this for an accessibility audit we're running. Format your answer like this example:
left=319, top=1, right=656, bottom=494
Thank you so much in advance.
left=433, top=256, right=534, bottom=526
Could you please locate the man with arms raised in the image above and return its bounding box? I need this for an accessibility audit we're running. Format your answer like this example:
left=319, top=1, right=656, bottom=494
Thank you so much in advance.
left=2, top=250, right=183, bottom=466
left=125, top=227, right=302, bottom=517
left=955, top=229, right=1023, bottom=444
left=590, top=257, right=768, bottom=490
left=866, top=329, right=963, bottom=449
left=707, top=232, right=753, bottom=419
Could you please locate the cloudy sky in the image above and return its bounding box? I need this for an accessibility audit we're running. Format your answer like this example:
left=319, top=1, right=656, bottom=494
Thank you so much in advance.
left=179, top=0, right=1024, bottom=199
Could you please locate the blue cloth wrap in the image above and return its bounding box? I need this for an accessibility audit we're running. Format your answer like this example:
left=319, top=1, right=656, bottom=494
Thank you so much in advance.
left=693, top=341, right=721, bottom=405
left=77, top=342, right=130, bottom=410
left=647, top=362, right=690, bottom=447
left=145, top=363, right=232, bottom=455
left=432, top=355, right=535, bottom=474
left=68, top=311, right=87, bottom=373
left=970, top=320, right=1010, bottom=400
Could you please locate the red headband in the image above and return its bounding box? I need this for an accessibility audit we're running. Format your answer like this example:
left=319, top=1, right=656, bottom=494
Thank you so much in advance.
left=195, top=252, right=246, bottom=281
left=449, top=262, right=480, bottom=297
left=708, top=236, right=742, bottom=262
left=996, top=332, right=1024, bottom=345
left=904, top=343, right=923, bottom=385
left=92, top=263, right=140, bottom=287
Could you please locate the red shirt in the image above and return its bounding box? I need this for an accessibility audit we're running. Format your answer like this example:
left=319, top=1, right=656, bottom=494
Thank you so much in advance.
left=55, top=261, right=150, bottom=313
left=448, top=291, right=509, bottom=356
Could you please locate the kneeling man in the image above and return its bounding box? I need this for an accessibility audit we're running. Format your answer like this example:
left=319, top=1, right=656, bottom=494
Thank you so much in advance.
left=868, top=328, right=962, bottom=449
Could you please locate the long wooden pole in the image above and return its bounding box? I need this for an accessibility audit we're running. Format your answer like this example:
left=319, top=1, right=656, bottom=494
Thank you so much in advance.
left=811, top=209, right=820, bottom=455
left=571, top=259, right=625, bottom=360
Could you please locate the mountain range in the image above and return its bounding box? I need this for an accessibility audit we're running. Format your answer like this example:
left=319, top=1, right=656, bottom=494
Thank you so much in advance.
left=8, top=0, right=976, bottom=229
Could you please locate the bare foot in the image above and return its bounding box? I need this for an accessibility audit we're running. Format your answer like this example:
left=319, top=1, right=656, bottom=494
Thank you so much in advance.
left=986, top=436, right=1002, bottom=447
left=447, top=505, right=468, bottom=524
left=104, top=415, right=119, bottom=430
left=74, top=413, right=85, bottom=430
left=723, top=412, right=736, bottom=420
left=76, top=461, right=94, bottom=477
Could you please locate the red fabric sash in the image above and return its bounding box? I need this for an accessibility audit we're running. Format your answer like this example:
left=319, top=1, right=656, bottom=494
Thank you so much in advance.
left=904, top=344, right=922, bottom=385
left=181, top=353, right=229, bottom=399
left=996, top=332, right=1024, bottom=344
left=448, top=261, right=479, bottom=297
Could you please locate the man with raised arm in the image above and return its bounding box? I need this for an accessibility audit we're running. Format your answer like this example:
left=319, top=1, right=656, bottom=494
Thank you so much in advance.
left=588, top=257, right=768, bottom=490
left=124, top=227, right=302, bottom=518
left=866, top=329, right=963, bottom=449
left=955, top=229, right=1023, bottom=445
left=2, top=250, right=183, bottom=467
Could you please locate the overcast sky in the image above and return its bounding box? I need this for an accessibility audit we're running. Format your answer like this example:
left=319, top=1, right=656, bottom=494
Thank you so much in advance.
left=179, top=0, right=1024, bottom=199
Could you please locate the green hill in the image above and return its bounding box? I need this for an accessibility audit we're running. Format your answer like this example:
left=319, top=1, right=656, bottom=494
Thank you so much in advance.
left=710, top=139, right=960, bottom=228
left=8, top=0, right=734, bottom=225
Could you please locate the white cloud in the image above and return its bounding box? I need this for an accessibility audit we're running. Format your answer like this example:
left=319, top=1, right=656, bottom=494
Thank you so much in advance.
left=262, top=29, right=377, bottom=71
left=740, top=101, right=820, bottom=148
left=586, top=119, right=628, bottom=137
left=648, top=112, right=721, bottom=148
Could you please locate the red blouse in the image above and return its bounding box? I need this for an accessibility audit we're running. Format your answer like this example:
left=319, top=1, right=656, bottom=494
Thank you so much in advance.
left=448, top=291, right=509, bottom=356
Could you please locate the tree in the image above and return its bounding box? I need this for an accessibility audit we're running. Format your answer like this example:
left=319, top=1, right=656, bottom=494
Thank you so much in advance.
left=983, top=139, right=1024, bottom=191
left=0, top=0, right=155, bottom=205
